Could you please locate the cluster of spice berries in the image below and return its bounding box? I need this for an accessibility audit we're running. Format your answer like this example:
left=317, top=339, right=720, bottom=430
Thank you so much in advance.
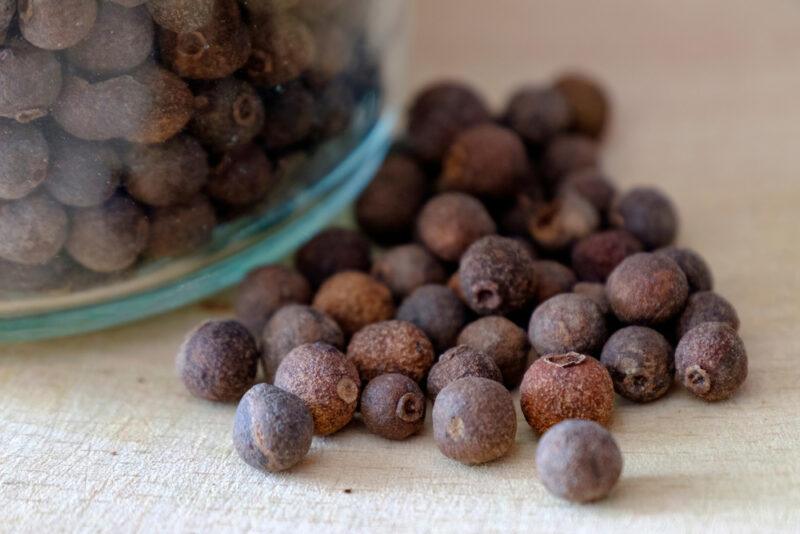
left=0, top=0, right=379, bottom=294
left=176, top=73, right=748, bottom=504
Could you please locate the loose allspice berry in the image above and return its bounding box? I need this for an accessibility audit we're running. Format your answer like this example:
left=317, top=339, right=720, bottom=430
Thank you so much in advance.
left=233, top=383, right=314, bottom=473
left=432, top=376, right=516, bottom=465
left=396, top=285, right=467, bottom=354
left=457, top=315, right=532, bottom=388
left=504, top=86, right=571, bottom=145
left=371, top=244, right=447, bottom=300
left=571, top=229, right=643, bottom=283
left=0, top=39, right=63, bottom=123
left=0, top=120, right=49, bottom=200
left=0, top=192, right=67, bottom=266
left=416, top=192, right=497, bottom=263
left=18, top=0, right=98, bottom=50
left=677, top=291, right=740, bottom=339
left=312, top=271, right=395, bottom=337
left=536, top=419, right=622, bottom=503
left=295, top=227, right=372, bottom=288
left=528, top=293, right=607, bottom=357
left=176, top=319, right=259, bottom=402
left=554, top=73, right=611, bottom=139
left=346, top=320, right=435, bottom=384
left=234, top=264, right=312, bottom=336
left=426, top=345, right=502, bottom=401
left=675, top=322, right=748, bottom=401
left=145, top=195, right=217, bottom=259
left=274, top=342, right=361, bottom=435
left=611, top=187, right=679, bottom=250
left=360, top=373, right=426, bottom=441
left=520, top=352, right=614, bottom=434
left=531, top=260, right=577, bottom=303
left=600, top=326, right=674, bottom=403
left=656, top=246, right=714, bottom=293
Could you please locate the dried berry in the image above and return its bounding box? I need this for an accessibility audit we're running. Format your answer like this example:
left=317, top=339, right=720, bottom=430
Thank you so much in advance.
left=0, top=0, right=14, bottom=42
left=356, top=154, right=429, bottom=244
left=528, top=293, right=606, bottom=357
left=432, top=376, right=516, bottom=465
left=528, top=192, right=599, bottom=251
left=126, top=65, right=194, bottom=144
left=234, top=264, right=312, bottom=336
left=611, top=187, right=678, bottom=250
left=233, top=383, right=313, bottom=472
left=295, top=227, right=371, bottom=288
left=457, top=316, right=531, bottom=388
left=147, top=0, right=214, bottom=33
left=371, top=244, right=446, bottom=300
left=560, top=167, right=616, bottom=215
left=600, top=326, right=673, bottom=402
left=260, top=82, right=315, bottom=151
left=656, top=246, right=713, bottom=293
left=312, top=271, right=394, bottom=337
left=65, top=3, right=154, bottom=75
left=18, top=0, right=97, bottom=50
left=407, top=81, right=491, bottom=163
left=177, top=319, right=258, bottom=401
left=0, top=40, right=62, bottom=123
left=571, top=229, right=643, bottom=283
left=416, top=192, right=496, bottom=263
left=572, top=281, right=610, bottom=315
left=504, top=86, right=571, bottom=145
left=347, top=320, right=434, bottom=383
left=0, top=120, right=48, bottom=200
left=675, top=322, right=747, bottom=401
left=273, top=342, right=361, bottom=435
left=396, top=285, right=467, bottom=353
left=536, top=420, right=622, bottom=503
left=207, top=143, right=274, bottom=207
left=532, top=260, right=576, bottom=303
left=0, top=193, right=67, bottom=265
left=440, top=124, right=528, bottom=198
left=145, top=195, right=217, bottom=259
left=45, top=134, right=120, bottom=208
left=66, top=195, right=150, bottom=273
left=459, top=236, right=537, bottom=316
left=555, top=73, right=610, bottom=139
left=360, top=373, right=426, bottom=440
left=677, top=291, right=740, bottom=339
left=542, top=134, right=599, bottom=184
left=190, top=78, right=265, bottom=153
left=606, top=252, right=689, bottom=325
left=426, top=345, right=502, bottom=401
left=520, top=352, right=614, bottom=434
left=246, top=13, right=316, bottom=87
left=262, top=304, right=343, bottom=379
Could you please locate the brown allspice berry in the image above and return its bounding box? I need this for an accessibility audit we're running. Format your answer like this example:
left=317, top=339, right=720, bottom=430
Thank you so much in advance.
left=532, top=260, right=577, bottom=303
left=371, top=244, right=446, bottom=300
left=44, top=134, right=121, bottom=208
left=295, top=227, right=371, bottom=288
left=66, top=195, right=150, bottom=273
left=0, top=39, right=62, bottom=123
left=675, top=322, right=747, bottom=401
left=19, top=0, right=97, bottom=50
left=356, top=154, right=429, bottom=244
left=677, top=291, right=740, bottom=339
left=346, top=320, right=435, bottom=384
left=0, top=193, right=67, bottom=265
left=447, top=270, right=466, bottom=303
left=260, top=82, right=316, bottom=151
left=606, top=252, right=689, bottom=325
left=234, top=264, right=312, bottom=336
left=459, top=235, right=537, bottom=316
left=520, top=352, right=614, bottom=434
left=555, top=73, right=611, bottom=139
left=261, top=304, right=343, bottom=380
left=177, top=319, right=259, bottom=402
left=528, top=293, right=607, bottom=357
left=542, top=134, right=599, bottom=184
left=312, top=271, right=395, bottom=337
left=0, top=120, right=48, bottom=200
left=601, top=326, right=674, bottom=402
left=432, top=376, right=516, bottom=465
left=126, top=64, right=194, bottom=144
left=274, top=342, right=361, bottom=435
left=406, top=81, right=491, bottom=163
left=528, top=191, right=600, bottom=251
left=426, top=345, right=502, bottom=401
left=440, top=123, right=528, bottom=198
left=611, top=187, right=679, bottom=250
left=207, top=143, right=275, bottom=207
left=144, top=195, right=217, bottom=259
left=457, top=316, right=531, bottom=388
left=189, top=78, right=265, bottom=153
left=560, top=167, right=616, bottom=215
left=233, top=383, right=313, bottom=473
left=360, top=373, right=426, bottom=440
left=147, top=0, right=215, bottom=33
left=396, top=285, right=468, bottom=354
left=417, top=192, right=496, bottom=263
left=571, top=229, right=643, bottom=283
left=655, top=246, right=713, bottom=293
left=246, top=13, right=316, bottom=87
left=572, top=282, right=611, bottom=316
left=536, top=420, right=622, bottom=503
left=504, top=86, right=571, bottom=145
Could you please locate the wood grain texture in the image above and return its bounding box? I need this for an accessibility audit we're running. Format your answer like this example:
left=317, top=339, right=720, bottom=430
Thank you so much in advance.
left=3, top=0, right=800, bottom=531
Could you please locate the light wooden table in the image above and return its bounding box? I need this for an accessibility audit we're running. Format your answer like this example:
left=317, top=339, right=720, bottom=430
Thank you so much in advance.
left=3, top=1, right=800, bottom=531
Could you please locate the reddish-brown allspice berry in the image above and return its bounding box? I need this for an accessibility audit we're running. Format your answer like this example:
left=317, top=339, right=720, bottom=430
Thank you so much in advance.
left=532, top=260, right=577, bottom=303
left=677, top=291, right=740, bottom=339
left=416, top=192, right=497, bottom=263
left=312, top=271, right=395, bottom=337
left=360, top=373, right=426, bottom=440
left=656, top=246, right=714, bottom=293
left=426, top=345, right=503, bottom=401
left=346, top=320, right=435, bottom=384
left=675, top=322, right=748, bottom=401
left=611, top=187, right=679, bottom=250
left=234, top=264, right=312, bottom=335
left=457, top=316, right=532, bottom=388
left=371, top=244, right=447, bottom=300
left=600, top=326, right=674, bottom=402
left=554, top=73, right=611, bottom=139
left=528, top=293, right=607, bottom=357
left=396, top=284, right=468, bottom=353
left=571, top=229, right=643, bottom=283
left=295, top=227, right=372, bottom=288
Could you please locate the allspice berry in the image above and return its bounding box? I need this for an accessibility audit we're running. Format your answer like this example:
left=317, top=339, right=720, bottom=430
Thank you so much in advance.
left=312, top=271, right=395, bottom=337
left=459, top=236, right=537, bottom=316
left=144, top=195, right=217, bottom=259
left=532, top=260, right=577, bottom=303
left=520, top=352, right=614, bottom=434
left=371, top=244, right=447, bottom=300
left=572, top=282, right=611, bottom=316
left=360, top=373, right=426, bottom=440
left=432, top=377, right=516, bottom=465
left=675, top=322, right=748, bottom=401
left=417, top=193, right=496, bottom=263
left=246, top=13, right=316, bottom=87
left=536, top=420, right=622, bottom=503
left=504, top=86, right=571, bottom=145
left=457, top=316, right=531, bottom=388
left=560, top=167, right=616, bottom=215
left=611, top=187, right=678, bottom=250
left=125, top=65, right=194, bottom=144
left=207, top=144, right=274, bottom=207
left=528, top=293, right=607, bottom=357
left=606, top=252, right=689, bottom=325
left=346, top=320, right=435, bottom=383
left=273, top=342, right=361, bottom=435
left=677, top=291, right=740, bottom=339
left=600, top=326, right=673, bottom=402
left=571, top=229, right=643, bottom=283
left=19, top=0, right=98, bottom=50
left=656, top=246, right=713, bottom=293
left=234, top=264, right=312, bottom=335
left=45, top=134, right=120, bottom=208
left=0, top=40, right=62, bottom=123
left=0, top=120, right=49, bottom=200
left=542, top=134, right=599, bottom=183
left=555, top=73, right=611, bottom=139
left=189, top=78, right=265, bottom=153
left=426, top=345, right=502, bottom=401
left=295, top=227, right=372, bottom=288
left=396, top=284, right=468, bottom=353
left=0, top=193, right=67, bottom=266
left=233, top=383, right=313, bottom=473
left=176, top=319, right=259, bottom=402
left=528, top=192, right=599, bottom=251
left=147, top=0, right=215, bottom=33
left=260, top=82, right=316, bottom=151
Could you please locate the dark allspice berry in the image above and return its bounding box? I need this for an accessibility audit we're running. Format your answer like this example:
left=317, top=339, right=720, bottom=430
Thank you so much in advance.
left=606, top=252, right=689, bottom=325
left=346, top=320, right=435, bottom=384
left=504, top=86, right=571, bottom=145
left=677, top=291, right=740, bottom=339
left=246, top=13, right=316, bottom=87
left=0, top=120, right=49, bottom=200
left=371, top=244, right=447, bottom=300
left=207, top=143, right=274, bottom=207
left=560, top=167, right=617, bottom=215
left=313, top=78, right=356, bottom=139
left=536, top=420, right=622, bottom=503
left=0, top=193, right=67, bottom=266
left=233, top=383, right=314, bottom=473
left=600, top=326, right=674, bottom=402
left=147, top=0, right=215, bottom=33
left=45, top=134, right=120, bottom=208
left=528, top=293, right=607, bottom=357
left=611, top=187, right=679, bottom=250
left=273, top=342, right=361, bottom=435
left=295, top=227, right=372, bottom=289
left=457, top=316, right=531, bottom=388
left=176, top=319, right=259, bottom=402
left=432, top=376, right=516, bottom=465
left=360, top=373, right=426, bottom=441
left=396, top=284, right=468, bottom=354
left=528, top=191, right=599, bottom=251
left=555, top=73, right=611, bottom=139
left=542, top=134, right=599, bottom=183
left=675, top=322, right=748, bottom=401
left=416, top=192, right=497, bottom=263
left=459, top=236, right=537, bottom=316
left=234, top=264, right=312, bottom=336
left=189, top=78, right=266, bottom=153
left=260, top=82, right=316, bottom=151
left=145, top=195, right=217, bottom=259
left=18, top=0, right=98, bottom=50
left=520, top=352, right=614, bottom=434
left=426, top=345, right=502, bottom=401
left=571, top=229, right=643, bottom=283
left=0, top=40, right=62, bottom=123
left=656, top=246, right=714, bottom=293
left=312, top=271, right=395, bottom=337
left=532, top=260, right=577, bottom=303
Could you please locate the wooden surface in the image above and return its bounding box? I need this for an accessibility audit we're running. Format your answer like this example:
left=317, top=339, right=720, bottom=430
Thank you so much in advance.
left=3, top=1, right=800, bottom=531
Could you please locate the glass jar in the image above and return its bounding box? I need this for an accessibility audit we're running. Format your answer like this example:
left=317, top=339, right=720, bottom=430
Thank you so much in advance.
left=0, top=0, right=406, bottom=341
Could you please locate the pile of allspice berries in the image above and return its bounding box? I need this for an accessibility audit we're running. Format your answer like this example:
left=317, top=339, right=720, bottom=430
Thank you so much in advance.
left=177, top=73, right=748, bottom=504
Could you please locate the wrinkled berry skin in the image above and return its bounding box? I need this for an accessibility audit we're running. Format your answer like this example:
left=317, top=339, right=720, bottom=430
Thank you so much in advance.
left=346, top=320, right=435, bottom=384
left=675, top=322, right=747, bottom=401
left=528, top=294, right=607, bottom=357
left=600, top=326, right=673, bottom=402
left=312, top=271, right=395, bottom=338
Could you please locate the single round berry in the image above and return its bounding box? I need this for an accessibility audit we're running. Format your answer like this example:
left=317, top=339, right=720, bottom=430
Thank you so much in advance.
left=360, top=374, right=426, bottom=440
left=677, top=291, right=740, bottom=339
left=571, top=230, right=643, bottom=283
left=457, top=316, right=531, bottom=388
left=295, top=227, right=372, bottom=288
left=371, top=244, right=447, bottom=300
left=396, top=285, right=468, bottom=353
left=611, top=187, right=678, bottom=250
left=347, top=320, right=435, bottom=384
left=426, top=345, right=503, bottom=401
left=234, top=264, right=312, bottom=335
left=312, top=271, right=395, bottom=338
left=601, top=326, right=673, bottom=402
left=528, top=294, right=607, bottom=357
left=675, top=322, right=747, bottom=401
left=656, top=246, right=714, bottom=293
left=416, top=192, right=496, bottom=262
